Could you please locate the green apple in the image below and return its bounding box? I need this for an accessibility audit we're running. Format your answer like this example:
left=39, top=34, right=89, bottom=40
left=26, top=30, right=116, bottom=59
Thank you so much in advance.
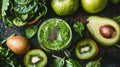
left=51, top=0, right=79, bottom=16
left=81, top=0, right=108, bottom=13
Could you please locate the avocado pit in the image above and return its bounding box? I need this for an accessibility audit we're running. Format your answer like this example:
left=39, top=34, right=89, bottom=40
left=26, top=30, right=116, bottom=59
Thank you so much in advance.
left=100, top=25, right=116, bottom=38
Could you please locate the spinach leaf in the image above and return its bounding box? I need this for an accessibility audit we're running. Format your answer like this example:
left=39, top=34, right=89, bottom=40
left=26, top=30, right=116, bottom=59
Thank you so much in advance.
left=14, top=0, right=32, bottom=5
left=18, top=14, right=28, bottom=21
left=14, top=0, right=38, bottom=14
left=73, top=21, right=85, bottom=38
left=86, top=58, right=102, bottom=67
left=4, top=17, right=14, bottom=27
left=51, top=55, right=82, bottom=67
left=12, top=17, right=27, bottom=26
left=38, top=3, right=47, bottom=17
left=66, top=58, right=82, bottom=67
left=0, top=48, right=15, bottom=67
left=25, top=22, right=40, bottom=39
left=26, top=5, right=38, bottom=21
left=1, top=0, right=47, bottom=27
left=50, top=56, right=65, bottom=67
left=1, top=0, right=10, bottom=17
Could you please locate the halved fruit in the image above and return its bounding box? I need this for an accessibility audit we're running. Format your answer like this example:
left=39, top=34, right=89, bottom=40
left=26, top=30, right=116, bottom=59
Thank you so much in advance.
left=87, top=16, right=120, bottom=46
left=75, top=39, right=99, bottom=60
left=24, top=49, right=47, bottom=67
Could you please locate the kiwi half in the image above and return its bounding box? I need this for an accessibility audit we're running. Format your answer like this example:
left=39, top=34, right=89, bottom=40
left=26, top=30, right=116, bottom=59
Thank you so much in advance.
left=24, top=49, right=47, bottom=67
left=75, top=39, right=99, bottom=60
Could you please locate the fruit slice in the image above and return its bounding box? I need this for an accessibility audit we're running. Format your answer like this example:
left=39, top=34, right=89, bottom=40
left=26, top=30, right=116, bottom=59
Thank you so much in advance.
left=87, top=16, right=120, bottom=46
left=37, top=18, right=72, bottom=52
left=75, top=39, right=99, bottom=60
left=24, top=49, right=47, bottom=67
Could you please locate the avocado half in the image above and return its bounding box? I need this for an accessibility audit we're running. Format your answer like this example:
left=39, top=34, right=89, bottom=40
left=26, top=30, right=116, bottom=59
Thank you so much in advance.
left=75, top=39, right=99, bottom=60
left=37, top=18, right=72, bottom=52
left=24, top=49, right=47, bottom=67
left=87, top=16, right=120, bottom=46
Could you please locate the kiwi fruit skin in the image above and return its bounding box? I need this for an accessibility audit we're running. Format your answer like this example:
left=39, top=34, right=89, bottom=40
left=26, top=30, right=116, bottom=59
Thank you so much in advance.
left=75, top=39, right=99, bottom=60
left=24, top=49, right=47, bottom=67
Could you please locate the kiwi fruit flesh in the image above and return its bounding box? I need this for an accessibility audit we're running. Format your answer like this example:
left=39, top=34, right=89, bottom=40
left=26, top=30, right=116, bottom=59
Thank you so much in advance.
left=75, top=39, right=99, bottom=60
left=24, top=49, right=47, bottom=67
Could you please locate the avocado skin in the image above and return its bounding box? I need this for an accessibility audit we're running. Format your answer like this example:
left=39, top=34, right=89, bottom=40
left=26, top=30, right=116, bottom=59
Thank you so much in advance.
left=87, top=16, right=120, bottom=46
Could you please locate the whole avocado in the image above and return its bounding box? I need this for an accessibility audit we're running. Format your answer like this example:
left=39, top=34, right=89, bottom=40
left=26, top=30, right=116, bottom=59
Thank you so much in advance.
left=51, top=0, right=79, bottom=16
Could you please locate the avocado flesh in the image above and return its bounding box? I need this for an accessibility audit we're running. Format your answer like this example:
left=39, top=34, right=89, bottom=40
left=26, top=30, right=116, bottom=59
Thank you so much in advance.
left=75, top=39, right=99, bottom=60
left=24, top=49, right=47, bottom=67
left=87, top=16, right=120, bottom=46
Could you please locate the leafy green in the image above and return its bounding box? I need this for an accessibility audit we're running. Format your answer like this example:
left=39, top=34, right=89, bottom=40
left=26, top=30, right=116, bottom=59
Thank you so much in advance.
left=1, top=0, right=10, bottom=17
left=0, top=47, right=15, bottom=67
left=50, top=55, right=82, bottom=67
left=4, top=17, right=14, bottom=27
left=0, top=0, right=47, bottom=27
left=38, top=3, right=47, bottom=17
left=12, top=17, right=27, bottom=26
left=86, top=58, right=102, bottom=67
left=113, top=15, right=120, bottom=24
left=18, top=14, right=28, bottom=21
left=0, top=34, right=21, bottom=67
left=73, top=21, right=85, bottom=38
left=21, top=5, right=38, bottom=21
left=14, top=0, right=38, bottom=14
left=25, top=22, right=40, bottom=39
left=50, top=56, right=65, bottom=67
left=14, top=0, right=32, bottom=5
left=66, top=58, right=82, bottom=67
